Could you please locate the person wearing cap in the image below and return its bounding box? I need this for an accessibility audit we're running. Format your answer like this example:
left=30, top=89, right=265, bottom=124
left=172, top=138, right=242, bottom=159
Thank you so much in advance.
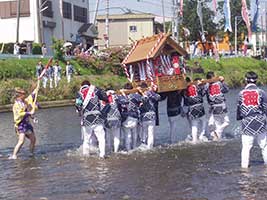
left=138, top=83, right=161, bottom=149
left=204, top=71, right=229, bottom=141
left=237, top=71, right=267, bottom=168
left=75, top=80, right=109, bottom=158
left=104, top=89, right=121, bottom=153
left=182, top=77, right=207, bottom=144
left=10, top=85, right=39, bottom=159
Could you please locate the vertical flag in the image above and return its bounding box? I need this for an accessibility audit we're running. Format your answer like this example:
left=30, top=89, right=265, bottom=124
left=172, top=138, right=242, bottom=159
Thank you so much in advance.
left=241, top=0, right=252, bottom=40
left=180, top=0, right=183, bottom=17
left=252, top=0, right=259, bottom=32
left=224, top=0, right=232, bottom=32
left=197, top=0, right=204, bottom=33
left=213, top=0, right=217, bottom=15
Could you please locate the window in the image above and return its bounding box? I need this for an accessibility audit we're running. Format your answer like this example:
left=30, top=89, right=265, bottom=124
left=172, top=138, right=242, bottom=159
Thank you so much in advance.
left=74, top=5, right=87, bottom=23
left=0, top=0, right=30, bottom=18
left=42, top=0, right=53, bottom=18
left=63, top=2, right=72, bottom=19
left=129, top=26, right=137, bottom=32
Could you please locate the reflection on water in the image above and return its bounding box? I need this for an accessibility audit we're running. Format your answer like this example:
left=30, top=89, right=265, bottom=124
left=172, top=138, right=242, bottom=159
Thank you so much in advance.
left=1, top=88, right=267, bottom=199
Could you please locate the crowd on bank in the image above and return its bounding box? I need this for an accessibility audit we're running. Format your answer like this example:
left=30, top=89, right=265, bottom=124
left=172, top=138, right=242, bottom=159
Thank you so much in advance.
left=36, top=60, right=75, bottom=88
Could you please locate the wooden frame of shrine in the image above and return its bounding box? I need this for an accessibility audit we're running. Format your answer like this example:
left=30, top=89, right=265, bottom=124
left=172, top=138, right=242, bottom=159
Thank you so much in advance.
left=121, top=33, right=188, bottom=93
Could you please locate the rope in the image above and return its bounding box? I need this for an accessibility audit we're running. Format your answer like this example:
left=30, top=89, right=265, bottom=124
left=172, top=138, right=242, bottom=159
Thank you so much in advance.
left=122, top=41, right=138, bottom=82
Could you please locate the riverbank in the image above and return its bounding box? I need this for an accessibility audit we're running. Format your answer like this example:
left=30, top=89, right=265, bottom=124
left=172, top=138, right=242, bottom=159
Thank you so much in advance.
left=0, top=75, right=127, bottom=105
left=0, top=99, right=75, bottom=113
left=187, top=57, right=267, bottom=88
left=1, top=56, right=267, bottom=106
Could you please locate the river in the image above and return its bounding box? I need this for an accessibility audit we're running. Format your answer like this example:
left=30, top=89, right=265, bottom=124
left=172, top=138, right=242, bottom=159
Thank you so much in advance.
left=0, top=88, right=267, bottom=200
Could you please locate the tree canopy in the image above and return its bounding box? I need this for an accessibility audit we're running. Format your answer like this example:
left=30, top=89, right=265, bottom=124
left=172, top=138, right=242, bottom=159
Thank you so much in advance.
left=181, top=0, right=217, bottom=42
left=181, top=0, right=249, bottom=45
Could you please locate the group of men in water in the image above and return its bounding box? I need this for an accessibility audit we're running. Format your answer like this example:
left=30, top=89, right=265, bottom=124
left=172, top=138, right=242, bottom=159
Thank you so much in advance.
left=74, top=71, right=230, bottom=158
left=9, top=70, right=267, bottom=169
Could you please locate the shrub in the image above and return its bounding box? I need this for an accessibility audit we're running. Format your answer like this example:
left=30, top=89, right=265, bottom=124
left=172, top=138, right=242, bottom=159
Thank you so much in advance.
left=32, top=43, right=42, bottom=55
left=52, top=37, right=64, bottom=61
left=2, top=43, right=14, bottom=54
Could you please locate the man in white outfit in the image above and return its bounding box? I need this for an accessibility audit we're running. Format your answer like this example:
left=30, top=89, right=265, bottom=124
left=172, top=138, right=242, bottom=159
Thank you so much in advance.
left=66, top=61, right=74, bottom=83
left=182, top=77, right=207, bottom=143
left=237, top=71, right=267, bottom=168
left=53, top=61, right=61, bottom=87
left=75, top=80, right=109, bottom=158
left=104, top=90, right=121, bottom=153
left=139, top=83, right=161, bottom=149
left=119, top=83, right=142, bottom=151
left=204, top=71, right=229, bottom=140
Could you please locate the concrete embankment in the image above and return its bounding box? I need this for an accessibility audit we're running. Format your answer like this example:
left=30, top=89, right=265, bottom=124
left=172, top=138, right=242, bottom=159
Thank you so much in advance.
left=0, top=99, right=75, bottom=113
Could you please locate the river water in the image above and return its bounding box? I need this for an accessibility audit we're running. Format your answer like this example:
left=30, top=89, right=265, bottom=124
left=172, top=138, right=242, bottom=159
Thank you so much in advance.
left=1, top=88, right=267, bottom=200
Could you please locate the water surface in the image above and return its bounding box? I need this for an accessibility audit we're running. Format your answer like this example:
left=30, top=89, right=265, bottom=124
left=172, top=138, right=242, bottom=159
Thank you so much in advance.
left=0, top=88, right=267, bottom=200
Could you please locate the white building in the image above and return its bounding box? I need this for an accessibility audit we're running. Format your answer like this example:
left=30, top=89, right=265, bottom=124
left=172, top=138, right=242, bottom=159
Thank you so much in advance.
left=0, top=0, right=97, bottom=54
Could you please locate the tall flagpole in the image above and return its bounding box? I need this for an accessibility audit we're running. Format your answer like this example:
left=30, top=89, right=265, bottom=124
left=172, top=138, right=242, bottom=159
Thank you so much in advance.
left=16, top=0, right=21, bottom=43
left=161, top=0, right=165, bottom=33
left=105, top=0, right=109, bottom=48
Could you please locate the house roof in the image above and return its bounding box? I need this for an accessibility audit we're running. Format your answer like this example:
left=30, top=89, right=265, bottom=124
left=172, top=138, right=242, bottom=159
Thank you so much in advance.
left=96, top=13, right=155, bottom=21
left=122, top=33, right=187, bottom=65
left=78, top=23, right=98, bottom=38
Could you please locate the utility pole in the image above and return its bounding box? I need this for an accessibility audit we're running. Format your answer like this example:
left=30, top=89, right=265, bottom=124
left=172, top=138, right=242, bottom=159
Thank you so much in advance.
left=105, top=0, right=109, bottom=48
left=161, top=0, right=165, bottom=33
left=87, top=0, right=90, bottom=23
left=16, top=0, right=21, bottom=43
left=36, top=0, right=43, bottom=44
left=59, top=0, right=64, bottom=40
left=93, top=0, right=100, bottom=25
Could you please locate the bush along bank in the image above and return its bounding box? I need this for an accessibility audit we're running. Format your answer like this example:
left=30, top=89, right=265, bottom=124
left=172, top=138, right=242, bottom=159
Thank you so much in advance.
left=0, top=75, right=127, bottom=105
left=187, top=57, right=267, bottom=88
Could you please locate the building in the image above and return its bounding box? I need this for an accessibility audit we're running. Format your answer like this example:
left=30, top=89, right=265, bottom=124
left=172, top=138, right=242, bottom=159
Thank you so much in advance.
left=96, top=13, right=155, bottom=49
left=0, top=0, right=97, bottom=54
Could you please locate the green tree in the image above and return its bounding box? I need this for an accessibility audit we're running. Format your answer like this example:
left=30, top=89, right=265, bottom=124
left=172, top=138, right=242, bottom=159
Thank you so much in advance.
left=181, top=0, right=217, bottom=41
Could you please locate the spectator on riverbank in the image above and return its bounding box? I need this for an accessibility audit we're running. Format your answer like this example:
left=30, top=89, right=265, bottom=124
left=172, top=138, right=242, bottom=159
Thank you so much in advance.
left=41, top=43, right=47, bottom=57
left=36, top=60, right=43, bottom=78
left=47, top=65, right=54, bottom=89
left=26, top=43, right=32, bottom=55
left=53, top=61, right=61, bottom=87
left=13, top=43, right=20, bottom=55
left=66, top=61, right=74, bottom=83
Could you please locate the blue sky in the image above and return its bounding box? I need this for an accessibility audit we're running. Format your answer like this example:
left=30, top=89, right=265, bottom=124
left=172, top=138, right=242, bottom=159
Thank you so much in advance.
left=88, top=0, right=174, bottom=22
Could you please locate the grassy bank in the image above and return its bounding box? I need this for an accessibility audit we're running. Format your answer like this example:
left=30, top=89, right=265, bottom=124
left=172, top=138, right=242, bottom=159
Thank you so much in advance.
left=0, top=58, right=92, bottom=79
left=1, top=57, right=267, bottom=105
left=0, top=75, right=127, bottom=105
left=187, top=57, right=267, bottom=88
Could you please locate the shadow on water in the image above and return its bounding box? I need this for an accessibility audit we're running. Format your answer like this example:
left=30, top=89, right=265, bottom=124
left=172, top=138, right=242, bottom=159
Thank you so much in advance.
left=1, top=88, right=267, bottom=199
